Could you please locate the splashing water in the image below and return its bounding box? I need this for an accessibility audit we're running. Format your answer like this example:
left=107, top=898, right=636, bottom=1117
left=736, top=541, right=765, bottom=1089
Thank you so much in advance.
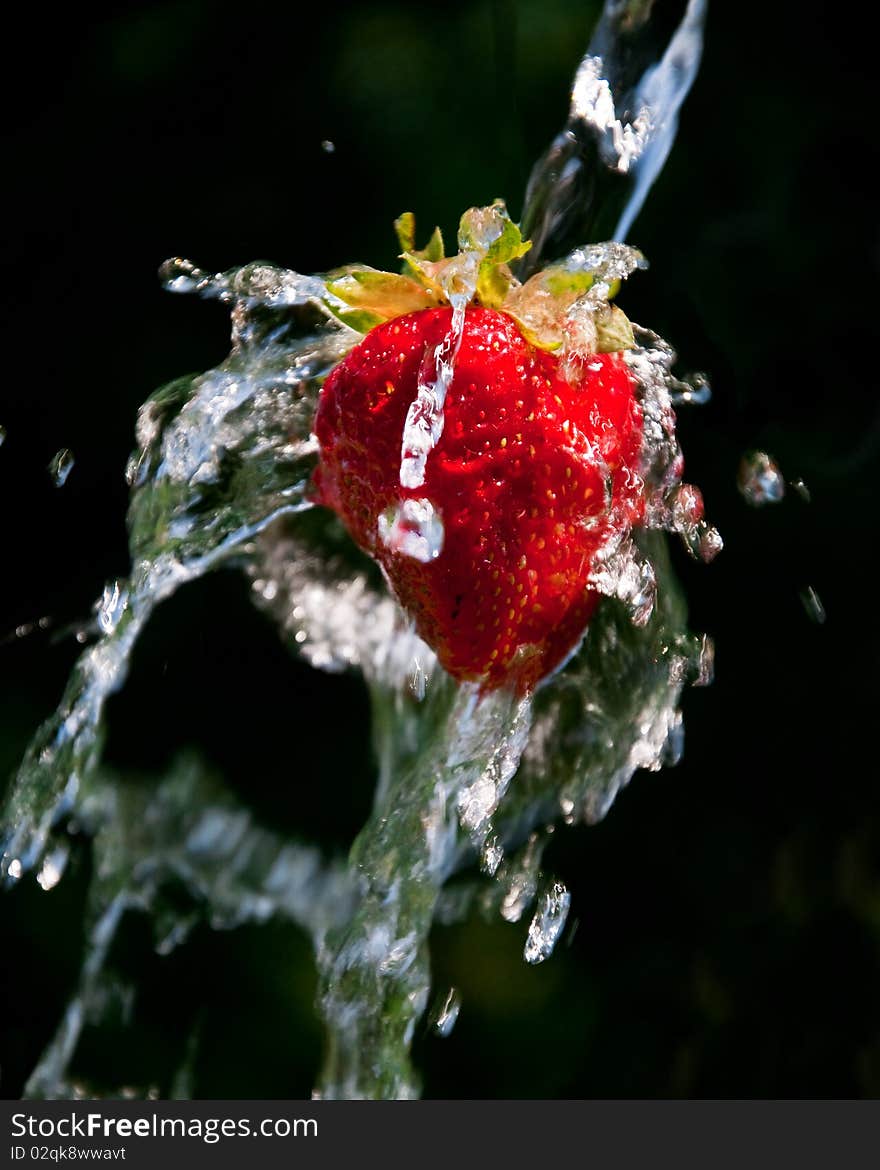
left=800, top=585, right=827, bottom=625
left=48, top=447, right=75, bottom=488
left=0, top=0, right=714, bottom=1100
left=399, top=302, right=467, bottom=491
left=23, top=756, right=356, bottom=1100
left=378, top=498, right=445, bottom=563
left=791, top=477, right=811, bottom=503
left=429, top=987, right=462, bottom=1038
left=524, top=880, right=571, bottom=965
left=738, top=450, right=786, bottom=506
left=397, top=203, right=514, bottom=491
left=520, top=0, right=708, bottom=261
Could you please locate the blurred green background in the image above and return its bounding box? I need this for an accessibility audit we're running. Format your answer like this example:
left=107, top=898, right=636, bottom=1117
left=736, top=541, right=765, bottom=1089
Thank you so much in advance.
left=1, top=0, right=878, bottom=1098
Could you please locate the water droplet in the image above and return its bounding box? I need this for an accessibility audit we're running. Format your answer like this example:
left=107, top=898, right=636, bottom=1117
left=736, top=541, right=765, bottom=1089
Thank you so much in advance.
left=670, top=483, right=705, bottom=530
left=737, top=450, right=785, bottom=506
left=694, top=633, right=715, bottom=687
left=623, top=325, right=721, bottom=579
left=499, top=833, right=545, bottom=923
left=660, top=710, right=685, bottom=766
left=480, top=836, right=504, bottom=876
left=682, top=522, right=723, bottom=563
left=36, top=845, right=69, bottom=892
left=400, top=306, right=466, bottom=489
left=800, top=586, right=826, bottom=625
left=791, top=477, right=811, bottom=503
left=48, top=448, right=75, bottom=487
left=429, top=987, right=461, bottom=1037
left=670, top=373, right=711, bottom=406
left=589, top=536, right=657, bottom=626
left=457, top=773, right=499, bottom=837
left=524, top=880, right=571, bottom=964
left=378, top=498, right=444, bottom=563
left=560, top=796, right=576, bottom=825
left=409, top=657, right=427, bottom=700
left=96, top=582, right=128, bottom=635
left=158, top=257, right=227, bottom=299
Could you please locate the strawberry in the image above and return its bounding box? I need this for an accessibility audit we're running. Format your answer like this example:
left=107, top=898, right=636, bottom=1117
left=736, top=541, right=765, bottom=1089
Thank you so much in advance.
left=312, top=203, right=647, bottom=694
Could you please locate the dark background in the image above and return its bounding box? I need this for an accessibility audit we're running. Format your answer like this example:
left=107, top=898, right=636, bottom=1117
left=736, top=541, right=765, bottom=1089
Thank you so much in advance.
left=1, top=0, right=878, bottom=1098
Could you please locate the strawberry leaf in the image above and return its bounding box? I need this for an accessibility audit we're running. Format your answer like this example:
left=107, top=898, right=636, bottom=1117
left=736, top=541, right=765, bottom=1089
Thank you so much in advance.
left=457, top=201, right=521, bottom=261
left=457, top=201, right=532, bottom=309
left=394, top=212, right=416, bottom=255
left=594, top=304, right=635, bottom=353
left=326, top=266, right=440, bottom=323
left=416, top=226, right=445, bottom=263
left=396, top=213, right=445, bottom=283
left=330, top=307, right=386, bottom=333
left=398, top=253, right=446, bottom=298
left=477, top=263, right=518, bottom=310
left=544, top=267, right=595, bottom=298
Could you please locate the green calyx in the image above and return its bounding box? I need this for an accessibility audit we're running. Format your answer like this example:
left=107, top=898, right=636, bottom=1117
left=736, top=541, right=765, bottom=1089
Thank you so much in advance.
left=322, top=201, right=639, bottom=355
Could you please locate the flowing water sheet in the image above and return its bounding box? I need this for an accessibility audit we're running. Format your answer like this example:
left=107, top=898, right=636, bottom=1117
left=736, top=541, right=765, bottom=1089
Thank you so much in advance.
left=1, top=0, right=711, bottom=1100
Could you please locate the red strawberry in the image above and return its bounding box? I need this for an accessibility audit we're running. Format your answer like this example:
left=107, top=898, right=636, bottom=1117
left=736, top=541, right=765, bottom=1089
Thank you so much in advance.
left=312, top=205, right=646, bottom=694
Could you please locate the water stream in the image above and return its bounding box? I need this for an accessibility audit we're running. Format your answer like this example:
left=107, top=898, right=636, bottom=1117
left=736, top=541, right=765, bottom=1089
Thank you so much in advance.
left=1, top=0, right=712, bottom=1100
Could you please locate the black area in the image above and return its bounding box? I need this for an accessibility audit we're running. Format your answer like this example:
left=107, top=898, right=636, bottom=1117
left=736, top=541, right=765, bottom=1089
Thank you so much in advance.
left=2, top=0, right=879, bottom=1101
left=0, top=835, right=90, bottom=1099
left=68, top=915, right=321, bottom=1099
left=187, top=920, right=322, bottom=1099
left=102, top=570, right=376, bottom=848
